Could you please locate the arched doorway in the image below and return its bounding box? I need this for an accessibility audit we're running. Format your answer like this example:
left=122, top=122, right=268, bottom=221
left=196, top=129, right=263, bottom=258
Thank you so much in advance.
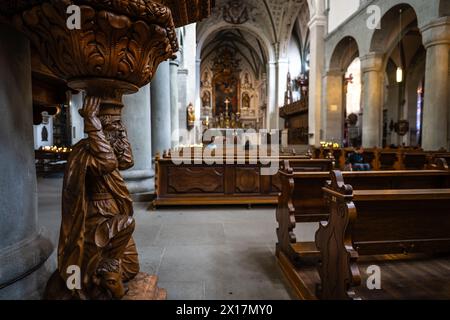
left=370, top=4, right=425, bottom=147
left=326, top=36, right=360, bottom=146
left=343, top=57, right=362, bottom=147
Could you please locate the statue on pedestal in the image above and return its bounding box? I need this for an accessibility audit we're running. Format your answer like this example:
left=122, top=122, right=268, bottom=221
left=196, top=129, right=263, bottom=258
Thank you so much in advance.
left=45, top=97, right=140, bottom=300
left=187, top=103, right=196, bottom=130
left=2, top=0, right=215, bottom=301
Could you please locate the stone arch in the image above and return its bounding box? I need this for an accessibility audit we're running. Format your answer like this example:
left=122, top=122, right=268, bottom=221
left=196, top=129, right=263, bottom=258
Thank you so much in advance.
left=370, top=3, right=420, bottom=54
left=329, top=36, right=360, bottom=72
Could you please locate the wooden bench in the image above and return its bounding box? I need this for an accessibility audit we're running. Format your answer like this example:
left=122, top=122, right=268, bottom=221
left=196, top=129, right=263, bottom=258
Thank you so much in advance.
left=35, top=150, right=70, bottom=177
left=153, top=155, right=332, bottom=207
left=314, top=146, right=446, bottom=171
left=276, top=160, right=450, bottom=259
left=315, top=171, right=450, bottom=299
left=275, top=160, right=450, bottom=298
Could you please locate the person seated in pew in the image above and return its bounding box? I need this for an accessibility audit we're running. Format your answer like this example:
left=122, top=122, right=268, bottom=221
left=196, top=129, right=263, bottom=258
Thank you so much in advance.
left=347, top=147, right=371, bottom=171
left=205, top=136, right=217, bottom=150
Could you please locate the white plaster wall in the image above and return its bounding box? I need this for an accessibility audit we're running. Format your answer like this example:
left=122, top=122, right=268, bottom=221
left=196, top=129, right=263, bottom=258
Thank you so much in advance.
left=33, top=117, right=53, bottom=150
left=70, top=91, right=85, bottom=146
left=183, top=23, right=198, bottom=115
left=288, top=38, right=303, bottom=80
left=328, top=0, right=360, bottom=33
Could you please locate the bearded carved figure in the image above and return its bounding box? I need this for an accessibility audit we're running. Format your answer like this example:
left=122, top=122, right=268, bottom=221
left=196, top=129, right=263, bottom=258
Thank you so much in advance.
left=45, top=97, right=142, bottom=300
left=0, top=0, right=215, bottom=300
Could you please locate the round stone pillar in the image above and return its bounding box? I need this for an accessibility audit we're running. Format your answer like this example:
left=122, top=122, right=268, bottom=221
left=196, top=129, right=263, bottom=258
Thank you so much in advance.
left=0, top=25, right=53, bottom=299
left=323, top=69, right=345, bottom=143
left=151, top=61, right=172, bottom=155
left=121, top=84, right=154, bottom=199
left=421, top=17, right=450, bottom=151
left=170, top=58, right=180, bottom=147
left=308, top=14, right=327, bottom=146
left=69, top=91, right=85, bottom=145
left=361, top=53, right=384, bottom=148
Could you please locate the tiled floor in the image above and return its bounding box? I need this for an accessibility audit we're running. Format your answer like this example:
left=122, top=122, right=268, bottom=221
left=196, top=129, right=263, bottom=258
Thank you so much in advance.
left=37, top=176, right=317, bottom=300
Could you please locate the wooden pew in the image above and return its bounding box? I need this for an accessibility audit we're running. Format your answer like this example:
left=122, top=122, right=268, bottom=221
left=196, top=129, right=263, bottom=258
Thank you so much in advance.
left=154, top=154, right=331, bottom=207
left=35, top=149, right=70, bottom=177
left=313, top=146, right=444, bottom=171
left=315, top=171, right=450, bottom=300
left=275, top=161, right=450, bottom=298
left=430, top=152, right=450, bottom=168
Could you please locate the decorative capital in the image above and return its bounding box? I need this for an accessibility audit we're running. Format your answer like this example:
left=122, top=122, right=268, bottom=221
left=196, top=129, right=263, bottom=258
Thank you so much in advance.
left=420, top=16, right=450, bottom=49
left=4, top=1, right=178, bottom=89
left=360, top=52, right=384, bottom=73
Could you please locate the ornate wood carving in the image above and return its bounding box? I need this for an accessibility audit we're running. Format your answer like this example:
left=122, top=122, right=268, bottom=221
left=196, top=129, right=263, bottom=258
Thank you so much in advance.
left=167, top=167, right=224, bottom=193
left=160, top=0, right=215, bottom=27
left=315, top=170, right=360, bottom=300
left=235, top=167, right=260, bottom=193
left=0, top=0, right=214, bottom=300
left=10, top=1, right=177, bottom=89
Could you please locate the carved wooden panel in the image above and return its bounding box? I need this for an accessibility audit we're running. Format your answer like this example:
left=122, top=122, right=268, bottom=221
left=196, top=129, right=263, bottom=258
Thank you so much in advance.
left=167, top=166, right=224, bottom=193
left=235, top=167, right=260, bottom=193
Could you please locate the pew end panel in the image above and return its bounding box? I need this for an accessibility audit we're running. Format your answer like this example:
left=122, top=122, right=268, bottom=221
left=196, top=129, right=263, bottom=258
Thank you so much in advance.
left=275, top=160, right=332, bottom=264
left=315, top=170, right=450, bottom=300
left=315, top=171, right=360, bottom=300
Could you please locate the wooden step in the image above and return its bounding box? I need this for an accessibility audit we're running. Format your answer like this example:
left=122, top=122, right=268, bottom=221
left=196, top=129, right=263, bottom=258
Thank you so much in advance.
left=290, top=242, right=320, bottom=258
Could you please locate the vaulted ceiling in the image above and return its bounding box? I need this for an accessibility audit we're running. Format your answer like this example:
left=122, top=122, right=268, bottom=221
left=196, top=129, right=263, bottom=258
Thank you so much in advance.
left=201, top=29, right=267, bottom=76
left=197, top=0, right=311, bottom=61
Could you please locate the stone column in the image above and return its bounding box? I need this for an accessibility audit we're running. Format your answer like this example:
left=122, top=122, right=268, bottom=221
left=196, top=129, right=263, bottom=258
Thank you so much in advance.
left=195, top=58, right=202, bottom=121
left=0, top=25, right=53, bottom=299
left=323, top=69, right=344, bottom=143
left=121, top=84, right=154, bottom=199
left=170, top=58, right=180, bottom=147
left=267, top=61, right=277, bottom=129
left=361, top=53, right=384, bottom=148
left=421, top=17, right=450, bottom=151
left=308, top=14, right=327, bottom=146
left=69, top=91, right=85, bottom=145
left=151, top=60, right=172, bottom=155
left=178, top=68, right=189, bottom=134
left=276, top=58, right=289, bottom=129
left=384, top=83, right=401, bottom=146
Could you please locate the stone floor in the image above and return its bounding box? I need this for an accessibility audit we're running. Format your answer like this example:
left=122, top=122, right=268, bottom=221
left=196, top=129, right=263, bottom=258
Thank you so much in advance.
left=37, top=176, right=318, bottom=300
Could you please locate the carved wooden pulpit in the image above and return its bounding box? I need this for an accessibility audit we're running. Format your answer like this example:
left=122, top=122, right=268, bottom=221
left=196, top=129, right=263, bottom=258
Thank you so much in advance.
left=0, top=0, right=214, bottom=300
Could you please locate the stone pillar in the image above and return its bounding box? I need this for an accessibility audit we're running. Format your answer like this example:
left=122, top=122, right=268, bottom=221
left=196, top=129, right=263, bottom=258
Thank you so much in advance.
left=361, top=53, right=384, bottom=148
left=276, top=58, right=289, bottom=129
left=384, top=83, right=401, bottom=146
left=308, top=14, right=327, bottom=146
left=0, top=25, right=53, bottom=299
left=267, top=61, right=277, bottom=129
left=121, top=84, right=154, bottom=199
left=323, top=69, right=344, bottom=143
left=178, top=68, right=189, bottom=134
left=421, top=17, right=450, bottom=151
left=170, top=58, right=180, bottom=147
left=151, top=61, right=172, bottom=155
left=69, top=91, right=85, bottom=145
left=195, top=58, right=202, bottom=121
